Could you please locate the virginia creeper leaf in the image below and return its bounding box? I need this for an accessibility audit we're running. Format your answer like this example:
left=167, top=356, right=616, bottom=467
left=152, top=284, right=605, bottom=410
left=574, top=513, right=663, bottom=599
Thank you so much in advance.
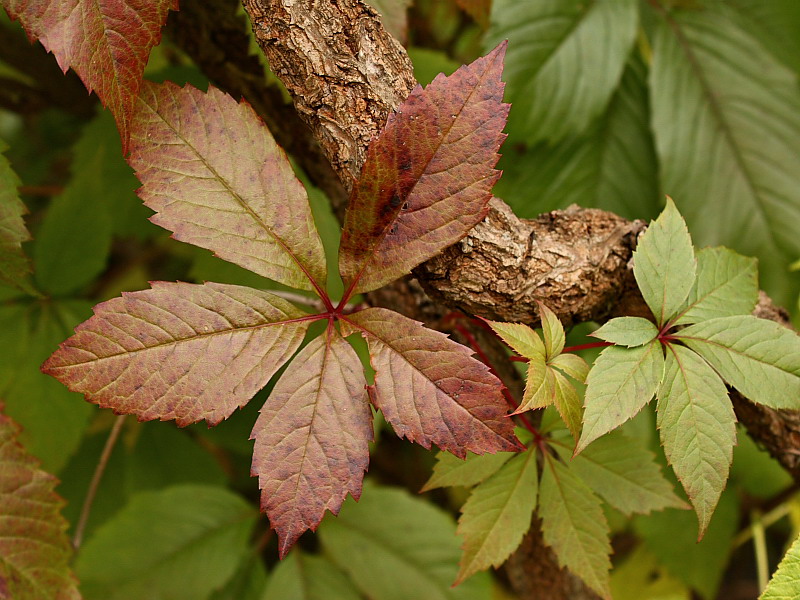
left=675, top=316, right=800, bottom=410
left=657, top=344, right=735, bottom=538
left=0, top=410, right=80, bottom=599
left=554, top=431, right=687, bottom=516
left=591, top=317, right=659, bottom=348
left=485, top=320, right=545, bottom=360
left=43, top=282, right=310, bottom=426
left=539, top=457, right=612, bottom=599
left=549, top=353, right=590, bottom=383
left=338, top=44, right=509, bottom=295
left=761, top=532, right=800, bottom=600
left=422, top=450, right=514, bottom=491
left=251, top=327, right=372, bottom=558
left=633, top=198, right=696, bottom=326
left=75, top=484, right=256, bottom=600
left=320, top=483, right=491, bottom=600
left=128, top=82, right=328, bottom=294
left=0, top=139, right=33, bottom=293
left=539, top=303, right=565, bottom=360
left=264, top=551, right=361, bottom=600
left=486, top=0, right=638, bottom=144
left=552, top=369, right=583, bottom=441
left=2, top=0, right=176, bottom=152
left=455, top=448, right=538, bottom=583
left=518, top=356, right=555, bottom=412
left=344, top=308, right=520, bottom=456
left=650, top=8, right=800, bottom=297
left=673, top=248, right=758, bottom=326
left=578, top=342, right=664, bottom=454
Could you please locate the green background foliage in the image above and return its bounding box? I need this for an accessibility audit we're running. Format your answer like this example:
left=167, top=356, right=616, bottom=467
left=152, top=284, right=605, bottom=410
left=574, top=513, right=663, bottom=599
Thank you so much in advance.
left=0, top=0, right=799, bottom=598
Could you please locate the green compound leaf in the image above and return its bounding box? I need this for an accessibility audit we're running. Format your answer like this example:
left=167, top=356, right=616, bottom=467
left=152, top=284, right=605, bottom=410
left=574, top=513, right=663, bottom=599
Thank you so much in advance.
left=486, top=320, right=545, bottom=360
left=422, top=451, right=514, bottom=492
left=649, top=7, right=800, bottom=295
left=320, top=483, right=491, bottom=600
left=633, top=198, right=696, bottom=327
left=129, top=82, right=328, bottom=294
left=338, top=44, right=508, bottom=295
left=549, top=353, right=590, bottom=383
left=75, top=484, right=257, bottom=600
left=761, top=532, right=800, bottom=600
left=263, top=551, right=361, bottom=600
left=675, top=315, right=800, bottom=410
left=591, top=317, right=659, bottom=348
left=577, top=342, right=664, bottom=454
left=539, top=303, right=565, bottom=360
left=0, top=410, right=80, bottom=600
left=455, top=448, right=538, bottom=584
left=0, top=139, right=34, bottom=294
left=486, top=0, right=638, bottom=145
left=657, top=345, right=735, bottom=539
left=554, top=431, right=687, bottom=516
left=673, top=247, right=758, bottom=326
left=539, top=457, right=612, bottom=599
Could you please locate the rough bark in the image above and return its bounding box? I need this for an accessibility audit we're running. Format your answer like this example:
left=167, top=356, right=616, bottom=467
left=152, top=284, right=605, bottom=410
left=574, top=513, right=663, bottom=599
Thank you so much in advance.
left=238, top=0, right=798, bottom=597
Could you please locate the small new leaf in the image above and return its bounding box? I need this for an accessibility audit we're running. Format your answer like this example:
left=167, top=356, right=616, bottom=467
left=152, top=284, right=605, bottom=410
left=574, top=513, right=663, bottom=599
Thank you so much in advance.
left=633, top=197, right=696, bottom=326
left=657, top=344, right=735, bottom=539
left=518, top=355, right=554, bottom=412
left=591, top=317, right=659, bottom=348
left=422, top=451, right=514, bottom=492
left=344, top=308, right=520, bottom=456
left=539, top=303, right=565, bottom=359
left=339, top=43, right=509, bottom=295
left=672, top=247, right=758, bottom=325
left=550, top=353, right=590, bottom=383
left=540, top=457, right=612, bottom=599
left=43, top=282, right=311, bottom=426
left=456, top=448, right=538, bottom=583
left=251, top=327, right=372, bottom=557
left=552, top=369, right=584, bottom=441
left=675, top=315, right=800, bottom=410
left=129, top=82, right=328, bottom=294
left=486, top=320, right=545, bottom=360
left=578, top=342, right=664, bottom=454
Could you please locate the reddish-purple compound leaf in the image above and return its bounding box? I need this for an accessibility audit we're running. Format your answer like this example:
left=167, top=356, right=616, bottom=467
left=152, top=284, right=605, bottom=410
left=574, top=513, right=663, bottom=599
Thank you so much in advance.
left=251, top=326, right=372, bottom=558
left=343, top=307, right=520, bottom=457
left=338, top=43, right=509, bottom=296
left=42, top=282, right=311, bottom=426
left=129, top=82, right=328, bottom=295
left=0, top=410, right=80, bottom=599
left=3, top=0, right=176, bottom=153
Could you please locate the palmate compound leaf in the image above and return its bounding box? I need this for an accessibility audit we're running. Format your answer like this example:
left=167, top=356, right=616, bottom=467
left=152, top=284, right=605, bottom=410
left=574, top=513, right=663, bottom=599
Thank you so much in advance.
left=42, top=282, right=312, bottom=426
left=342, top=308, right=520, bottom=456
left=251, top=325, right=372, bottom=558
left=338, top=43, right=509, bottom=296
left=539, top=456, right=612, bottom=599
left=657, top=344, right=735, bottom=539
left=128, top=81, right=328, bottom=295
left=633, top=197, right=696, bottom=327
left=0, top=139, right=33, bottom=293
left=577, top=341, right=664, bottom=454
left=2, top=0, right=176, bottom=153
left=455, top=447, right=538, bottom=583
left=0, top=410, right=80, bottom=600
left=675, top=316, right=800, bottom=411
left=552, top=431, right=687, bottom=516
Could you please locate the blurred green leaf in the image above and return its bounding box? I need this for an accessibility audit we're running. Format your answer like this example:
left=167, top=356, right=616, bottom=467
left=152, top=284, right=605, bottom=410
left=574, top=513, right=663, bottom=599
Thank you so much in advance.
left=731, top=428, right=792, bottom=499
left=263, top=551, right=360, bottom=600
left=487, top=0, right=638, bottom=145
left=0, top=138, right=34, bottom=294
left=649, top=6, right=800, bottom=307
left=408, top=47, right=460, bottom=86
left=76, top=484, right=257, bottom=600
left=610, top=546, right=690, bottom=600
left=319, top=483, right=491, bottom=600
left=210, top=554, right=268, bottom=600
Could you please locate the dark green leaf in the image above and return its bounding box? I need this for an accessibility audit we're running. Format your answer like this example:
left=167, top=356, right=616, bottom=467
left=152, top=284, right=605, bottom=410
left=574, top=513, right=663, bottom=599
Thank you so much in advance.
left=264, top=551, right=360, bottom=600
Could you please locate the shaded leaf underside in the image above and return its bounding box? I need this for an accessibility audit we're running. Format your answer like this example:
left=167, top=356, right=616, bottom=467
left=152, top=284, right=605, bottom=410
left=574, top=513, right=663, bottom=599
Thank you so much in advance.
left=3, top=0, right=176, bottom=152
left=251, top=327, right=372, bottom=557
left=338, top=43, right=509, bottom=295
left=344, top=308, right=520, bottom=456
left=129, top=82, right=327, bottom=293
left=43, top=282, right=310, bottom=426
